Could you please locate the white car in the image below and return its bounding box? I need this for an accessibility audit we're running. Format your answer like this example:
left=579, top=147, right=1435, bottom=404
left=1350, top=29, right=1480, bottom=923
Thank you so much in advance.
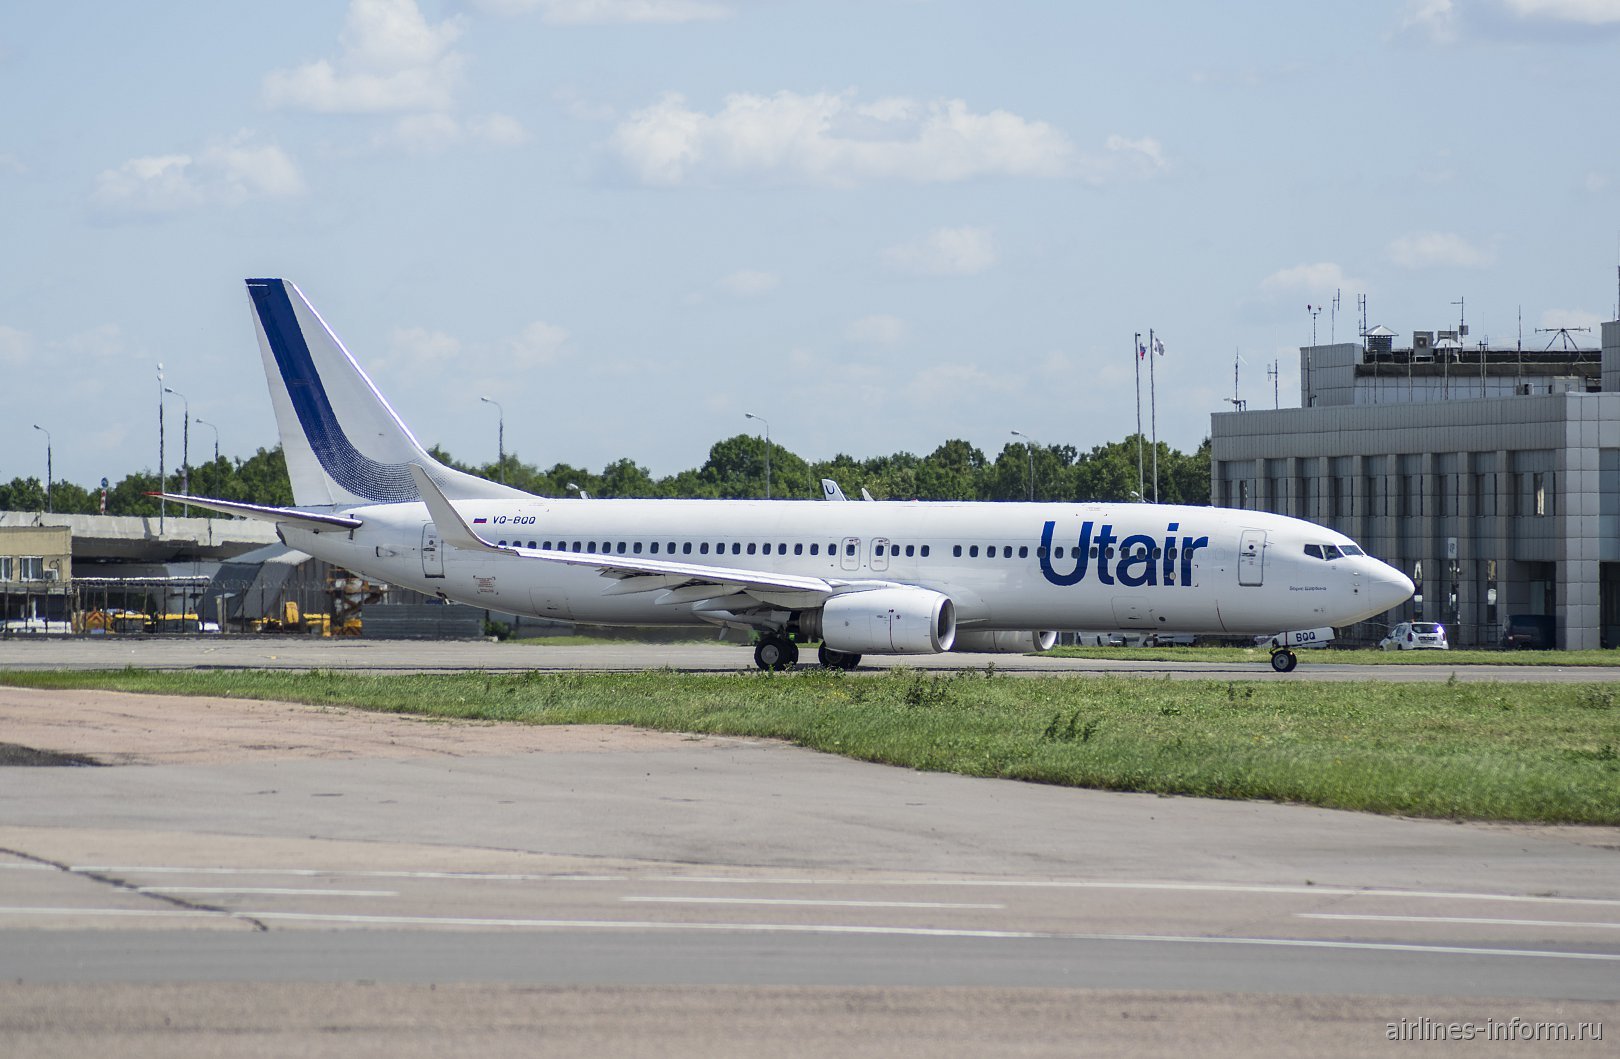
left=1380, top=621, right=1449, bottom=651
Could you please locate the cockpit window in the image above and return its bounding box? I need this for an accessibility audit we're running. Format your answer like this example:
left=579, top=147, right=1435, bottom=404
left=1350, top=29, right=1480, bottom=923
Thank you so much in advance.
left=1305, top=543, right=1351, bottom=561
left=1339, top=544, right=1364, bottom=556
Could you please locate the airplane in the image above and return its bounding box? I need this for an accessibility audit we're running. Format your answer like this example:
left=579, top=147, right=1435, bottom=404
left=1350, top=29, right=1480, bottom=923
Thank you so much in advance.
left=158, top=278, right=1414, bottom=673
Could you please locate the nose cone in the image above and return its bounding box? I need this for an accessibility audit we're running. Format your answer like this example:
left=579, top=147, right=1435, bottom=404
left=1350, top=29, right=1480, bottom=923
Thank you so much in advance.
left=1371, top=563, right=1415, bottom=613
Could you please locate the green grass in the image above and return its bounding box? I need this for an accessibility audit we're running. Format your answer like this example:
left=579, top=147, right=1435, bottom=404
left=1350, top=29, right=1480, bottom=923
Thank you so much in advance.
left=4, top=667, right=1617, bottom=826
left=1047, top=645, right=1620, bottom=665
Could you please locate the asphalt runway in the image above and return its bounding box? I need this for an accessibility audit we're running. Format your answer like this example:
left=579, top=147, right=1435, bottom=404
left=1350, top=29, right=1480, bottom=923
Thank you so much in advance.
left=6, top=635, right=1620, bottom=682
left=0, top=651, right=1616, bottom=1055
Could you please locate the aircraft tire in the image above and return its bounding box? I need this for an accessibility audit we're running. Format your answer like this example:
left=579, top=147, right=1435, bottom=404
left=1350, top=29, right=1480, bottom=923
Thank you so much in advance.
left=1269, top=649, right=1298, bottom=673
left=817, top=645, right=861, bottom=671
left=754, top=636, right=797, bottom=671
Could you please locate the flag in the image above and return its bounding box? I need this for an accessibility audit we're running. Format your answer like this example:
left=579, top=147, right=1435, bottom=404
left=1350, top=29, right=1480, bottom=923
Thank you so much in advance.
left=1137, top=342, right=1147, bottom=360
left=472, top=517, right=488, bottom=524
left=1153, top=337, right=1165, bottom=357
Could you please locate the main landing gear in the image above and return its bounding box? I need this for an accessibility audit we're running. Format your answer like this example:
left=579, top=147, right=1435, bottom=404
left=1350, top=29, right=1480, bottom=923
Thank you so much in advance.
left=753, top=635, right=799, bottom=671
left=751, top=636, right=863, bottom=671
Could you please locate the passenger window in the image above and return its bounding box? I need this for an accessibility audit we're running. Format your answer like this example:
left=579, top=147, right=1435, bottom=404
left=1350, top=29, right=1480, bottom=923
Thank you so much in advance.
left=1105, top=547, right=1115, bottom=559
left=969, top=545, right=979, bottom=558
left=1037, top=546, right=1047, bottom=558
left=1090, top=546, right=1099, bottom=558
left=845, top=543, right=856, bottom=556
left=497, top=540, right=506, bottom=547
left=1151, top=547, right=1160, bottom=559
left=700, top=542, right=710, bottom=555
left=528, top=541, right=537, bottom=549
left=1056, top=547, right=1066, bottom=559
left=732, top=543, right=742, bottom=555
left=920, top=545, right=930, bottom=557
left=617, top=542, right=627, bottom=554
left=747, top=543, right=757, bottom=555
left=875, top=544, right=885, bottom=557
left=650, top=542, right=659, bottom=554
left=810, top=544, right=819, bottom=556
left=571, top=541, right=581, bottom=552
left=633, top=542, right=643, bottom=554
left=542, top=541, right=551, bottom=550
left=1004, top=546, right=1013, bottom=558
left=668, top=542, right=676, bottom=553
left=795, top=543, right=804, bottom=556
left=683, top=542, right=692, bottom=554
left=778, top=543, right=787, bottom=553
left=953, top=545, right=963, bottom=557
left=905, top=544, right=915, bottom=557
left=1018, top=545, right=1028, bottom=559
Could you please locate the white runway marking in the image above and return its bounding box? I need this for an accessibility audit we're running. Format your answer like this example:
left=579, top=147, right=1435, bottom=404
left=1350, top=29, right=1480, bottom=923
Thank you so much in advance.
left=622, top=896, right=1006, bottom=910
left=43, top=865, right=1620, bottom=908
left=1300, top=913, right=1620, bottom=930
left=0, top=904, right=1617, bottom=962
left=138, top=887, right=400, bottom=898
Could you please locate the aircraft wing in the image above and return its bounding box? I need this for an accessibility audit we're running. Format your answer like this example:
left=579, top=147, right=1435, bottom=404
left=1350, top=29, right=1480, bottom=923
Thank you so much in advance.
left=409, top=465, right=847, bottom=609
left=147, top=492, right=362, bottom=532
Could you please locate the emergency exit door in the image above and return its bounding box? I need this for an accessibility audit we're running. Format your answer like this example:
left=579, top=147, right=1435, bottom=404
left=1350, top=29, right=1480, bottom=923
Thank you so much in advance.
left=422, top=524, right=444, bottom=578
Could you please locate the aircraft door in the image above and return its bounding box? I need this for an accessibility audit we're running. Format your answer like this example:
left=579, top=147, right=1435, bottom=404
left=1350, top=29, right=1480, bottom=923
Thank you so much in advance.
left=841, top=537, right=862, bottom=572
left=422, top=524, right=445, bottom=578
left=871, top=538, right=891, bottom=572
left=1238, top=529, right=1265, bottom=586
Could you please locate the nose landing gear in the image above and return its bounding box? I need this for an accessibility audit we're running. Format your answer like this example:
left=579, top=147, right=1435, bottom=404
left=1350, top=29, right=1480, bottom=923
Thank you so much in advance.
left=1269, top=648, right=1298, bottom=673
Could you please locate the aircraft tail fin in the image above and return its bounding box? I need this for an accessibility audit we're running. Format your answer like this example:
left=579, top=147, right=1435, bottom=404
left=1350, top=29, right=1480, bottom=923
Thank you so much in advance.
left=245, top=278, right=528, bottom=508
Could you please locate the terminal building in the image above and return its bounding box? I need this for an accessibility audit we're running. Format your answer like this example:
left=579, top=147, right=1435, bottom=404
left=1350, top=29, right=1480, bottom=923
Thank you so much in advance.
left=1210, top=320, right=1620, bottom=649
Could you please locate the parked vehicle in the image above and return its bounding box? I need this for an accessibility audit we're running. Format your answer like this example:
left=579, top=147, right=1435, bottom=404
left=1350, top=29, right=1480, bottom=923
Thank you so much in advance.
left=1380, top=621, right=1449, bottom=651
left=1501, top=614, right=1556, bottom=650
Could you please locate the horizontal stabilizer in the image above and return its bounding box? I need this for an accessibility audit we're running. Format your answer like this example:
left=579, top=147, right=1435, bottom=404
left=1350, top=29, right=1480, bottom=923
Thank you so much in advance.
left=146, top=493, right=362, bottom=531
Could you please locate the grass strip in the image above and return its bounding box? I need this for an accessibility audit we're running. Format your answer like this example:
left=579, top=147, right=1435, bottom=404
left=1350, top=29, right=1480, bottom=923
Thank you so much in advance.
left=2, top=668, right=1617, bottom=825
left=1047, top=645, right=1620, bottom=665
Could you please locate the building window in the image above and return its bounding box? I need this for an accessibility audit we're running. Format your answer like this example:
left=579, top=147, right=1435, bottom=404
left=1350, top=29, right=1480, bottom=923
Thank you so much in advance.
left=18, top=556, right=44, bottom=581
left=1533, top=472, right=1546, bottom=517
left=0, top=557, right=12, bottom=581
left=1238, top=480, right=1249, bottom=508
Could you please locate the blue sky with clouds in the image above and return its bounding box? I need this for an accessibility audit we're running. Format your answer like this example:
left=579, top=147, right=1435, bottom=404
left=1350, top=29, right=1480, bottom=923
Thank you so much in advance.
left=4, top=0, right=1619, bottom=489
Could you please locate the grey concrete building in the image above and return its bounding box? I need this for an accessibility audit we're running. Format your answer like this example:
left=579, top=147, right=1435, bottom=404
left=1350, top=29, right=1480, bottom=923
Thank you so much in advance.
left=1211, top=322, right=1620, bottom=649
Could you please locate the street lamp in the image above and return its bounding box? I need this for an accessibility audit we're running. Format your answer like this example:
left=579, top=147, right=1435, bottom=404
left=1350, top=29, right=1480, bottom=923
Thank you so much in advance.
left=744, top=412, right=771, bottom=500
left=157, top=364, right=165, bottom=531
left=1010, top=429, right=1038, bottom=502
left=195, top=417, right=220, bottom=466
left=163, top=385, right=190, bottom=516
left=480, top=396, right=505, bottom=484
left=31, top=424, right=51, bottom=513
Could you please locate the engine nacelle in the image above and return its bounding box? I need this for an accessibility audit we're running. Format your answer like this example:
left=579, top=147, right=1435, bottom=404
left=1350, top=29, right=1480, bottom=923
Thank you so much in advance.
left=951, top=630, right=1059, bottom=654
left=811, top=588, right=957, bottom=655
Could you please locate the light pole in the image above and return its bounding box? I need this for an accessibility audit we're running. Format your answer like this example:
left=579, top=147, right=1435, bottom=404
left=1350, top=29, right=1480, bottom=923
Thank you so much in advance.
left=195, top=417, right=220, bottom=466
left=744, top=412, right=771, bottom=500
left=1010, top=429, right=1037, bottom=502
left=31, top=424, right=51, bottom=513
left=480, top=396, right=505, bottom=483
left=157, top=364, right=165, bottom=531
left=163, top=385, right=190, bottom=516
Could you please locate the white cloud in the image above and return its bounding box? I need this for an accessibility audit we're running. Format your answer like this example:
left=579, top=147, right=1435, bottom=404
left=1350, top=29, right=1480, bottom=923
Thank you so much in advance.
left=381, top=326, right=462, bottom=374
left=1259, top=262, right=1364, bottom=295
left=1538, top=308, right=1605, bottom=333
left=1387, top=231, right=1494, bottom=269
left=1502, top=0, right=1620, bottom=24
left=1402, top=0, right=1458, bottom=41
left=0, top=325, right=32, bottom=366
left=470, top=113, right=529, bottom=146
left=473, top=0, right=728, bottom=22
left=846, top=314, right=907, bottom=345
left=505, top=320, right=570, bottom=366
left=1585, top=171, right=1609, bottom=192
left=884, top=226, right=997, bottom=276
left=263, top=0, right=465, bottom=114
left=90, top=135, right=304, bottom=218
left=607, top=90, right=1158, bottom=187
left=373, top=112, right=530, bottom=153
left=717, top=269, right=780, bottom=297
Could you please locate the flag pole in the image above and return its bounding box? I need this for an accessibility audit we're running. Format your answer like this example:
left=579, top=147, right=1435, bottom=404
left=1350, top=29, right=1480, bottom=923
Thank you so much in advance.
left=1134, top=332, right=1143, bottom=501
left=1149, top=329, right=1159, bottom=503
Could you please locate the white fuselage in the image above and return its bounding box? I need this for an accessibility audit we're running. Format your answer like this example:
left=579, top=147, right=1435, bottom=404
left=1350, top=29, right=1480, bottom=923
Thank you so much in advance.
left=282, top=498, right=1410, bottom=637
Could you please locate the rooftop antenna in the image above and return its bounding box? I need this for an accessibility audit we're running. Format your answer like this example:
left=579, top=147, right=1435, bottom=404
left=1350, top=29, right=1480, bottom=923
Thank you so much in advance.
left=1330, top=289, right=1341, bottom=344
left=1357, top=293, right=1368, bottom=351
left=1535, top=325, right=1591, bottom=352
left=1266, top=358, right=1281, bottom=409
left=1224, top=348, right=1247, bottom=411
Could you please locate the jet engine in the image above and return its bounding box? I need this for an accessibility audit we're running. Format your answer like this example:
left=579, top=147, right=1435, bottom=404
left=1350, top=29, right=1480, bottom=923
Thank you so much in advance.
left=799, top=588, right=957, bottom=655
left=950, top=630, right=1059, bottom=653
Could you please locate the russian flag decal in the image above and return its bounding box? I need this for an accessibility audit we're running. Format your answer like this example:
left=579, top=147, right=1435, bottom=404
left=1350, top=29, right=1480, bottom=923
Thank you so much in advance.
left=472, top=517, right=488, bottom=524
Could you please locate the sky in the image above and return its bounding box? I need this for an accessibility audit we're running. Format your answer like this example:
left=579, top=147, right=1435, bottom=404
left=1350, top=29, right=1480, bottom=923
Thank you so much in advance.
left=4, top=0, right=1620, bottom=490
